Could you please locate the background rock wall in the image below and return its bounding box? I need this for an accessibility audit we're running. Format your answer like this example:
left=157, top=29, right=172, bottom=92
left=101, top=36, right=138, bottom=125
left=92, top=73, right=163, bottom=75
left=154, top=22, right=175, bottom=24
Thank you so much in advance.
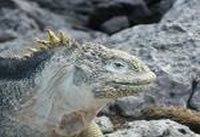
left=0, top=0, right=200, bottom=136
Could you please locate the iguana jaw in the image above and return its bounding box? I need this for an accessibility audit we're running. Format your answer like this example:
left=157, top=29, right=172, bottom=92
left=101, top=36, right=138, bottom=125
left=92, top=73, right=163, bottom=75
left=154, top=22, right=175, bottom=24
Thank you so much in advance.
left=94, top=71, right=156, bottom=98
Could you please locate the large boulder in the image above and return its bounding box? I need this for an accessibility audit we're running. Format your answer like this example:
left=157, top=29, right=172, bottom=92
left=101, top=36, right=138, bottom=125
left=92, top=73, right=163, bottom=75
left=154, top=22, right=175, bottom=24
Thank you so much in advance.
left=103, top=0, right=200, bottom=116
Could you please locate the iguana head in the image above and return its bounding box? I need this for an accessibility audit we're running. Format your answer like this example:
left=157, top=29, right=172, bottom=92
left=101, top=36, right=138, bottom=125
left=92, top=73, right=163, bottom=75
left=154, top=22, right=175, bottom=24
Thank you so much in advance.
left=74, top=42, right=156, bottom=99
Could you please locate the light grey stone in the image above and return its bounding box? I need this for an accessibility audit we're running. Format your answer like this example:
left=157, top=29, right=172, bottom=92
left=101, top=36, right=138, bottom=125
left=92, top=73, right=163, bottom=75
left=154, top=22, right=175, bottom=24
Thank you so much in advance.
left=105, top=120, right=200, bottom=137
left=95, top=116, right=114, bottom=133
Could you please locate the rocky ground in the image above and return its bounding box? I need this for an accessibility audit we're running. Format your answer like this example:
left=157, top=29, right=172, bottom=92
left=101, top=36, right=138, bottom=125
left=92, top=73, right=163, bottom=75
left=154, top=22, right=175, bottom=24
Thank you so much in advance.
left=0, top=0, right=200, bottom=136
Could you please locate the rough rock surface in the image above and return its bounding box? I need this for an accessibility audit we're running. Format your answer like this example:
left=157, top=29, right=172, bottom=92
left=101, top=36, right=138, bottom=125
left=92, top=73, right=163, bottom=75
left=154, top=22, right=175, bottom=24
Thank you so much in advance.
left=105, top=120, right=200, bottom=137
left=103, top=0, right=200, bottom=117
left=0, top=0, right=107, bottom=56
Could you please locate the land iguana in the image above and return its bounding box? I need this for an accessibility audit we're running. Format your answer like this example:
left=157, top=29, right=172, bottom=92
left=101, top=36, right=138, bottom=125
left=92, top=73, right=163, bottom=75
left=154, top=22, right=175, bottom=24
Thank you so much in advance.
left=0, top=30, right=156, bottom=137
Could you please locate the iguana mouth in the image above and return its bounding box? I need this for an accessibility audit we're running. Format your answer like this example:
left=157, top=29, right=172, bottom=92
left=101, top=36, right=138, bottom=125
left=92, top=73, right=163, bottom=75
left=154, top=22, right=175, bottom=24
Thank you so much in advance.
left=110, top=82, right=155, bottom=93
left=94, top=83, right=154, bottom=98
left=111, top=71, right=156, bottom=86
left=94, top=72, right=156, bottom=98
left=112, top=81, right=152, bottom=86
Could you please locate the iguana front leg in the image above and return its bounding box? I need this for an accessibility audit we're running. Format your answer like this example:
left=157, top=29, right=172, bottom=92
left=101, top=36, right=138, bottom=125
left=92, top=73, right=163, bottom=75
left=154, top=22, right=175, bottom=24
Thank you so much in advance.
left=79, top=121, right=104, bottom=137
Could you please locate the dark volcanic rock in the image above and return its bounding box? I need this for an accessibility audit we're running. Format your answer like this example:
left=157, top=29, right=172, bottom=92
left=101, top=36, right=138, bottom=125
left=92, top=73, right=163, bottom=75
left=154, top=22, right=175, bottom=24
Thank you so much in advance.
left=87, top=0, right=174, bottom=33
left=103, top=0, right=200, bottom=116
left=86, top=0, right=150, bottom=30
left=0, top=0, right=17, bottom=9
left=26, top=0, right=174, bottom=34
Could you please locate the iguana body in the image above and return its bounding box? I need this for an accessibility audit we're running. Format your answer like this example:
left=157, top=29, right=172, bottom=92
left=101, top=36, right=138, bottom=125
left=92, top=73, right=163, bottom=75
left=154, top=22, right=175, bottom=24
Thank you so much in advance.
left=0, top=30, right=156, bottom=137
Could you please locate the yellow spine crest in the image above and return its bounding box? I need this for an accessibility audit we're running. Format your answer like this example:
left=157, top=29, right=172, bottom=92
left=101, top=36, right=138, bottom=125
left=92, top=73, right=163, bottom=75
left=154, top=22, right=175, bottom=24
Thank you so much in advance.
left=23, top=30, right=72, bottom=58
left=37, top=29, right=71, bottom=49
left=47, top=29, right=60, bottom=45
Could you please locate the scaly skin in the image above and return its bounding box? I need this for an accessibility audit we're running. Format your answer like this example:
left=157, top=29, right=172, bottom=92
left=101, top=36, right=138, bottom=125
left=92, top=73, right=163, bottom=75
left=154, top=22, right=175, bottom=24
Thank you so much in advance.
left=0, top=30, right=156, bottom=137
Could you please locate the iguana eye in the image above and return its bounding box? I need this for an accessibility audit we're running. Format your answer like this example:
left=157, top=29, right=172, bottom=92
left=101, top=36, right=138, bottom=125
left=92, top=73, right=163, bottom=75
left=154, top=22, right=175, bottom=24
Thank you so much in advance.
left=112, top=62, right=125, bottom=69
left=106, top=60, right=128, bottom=73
